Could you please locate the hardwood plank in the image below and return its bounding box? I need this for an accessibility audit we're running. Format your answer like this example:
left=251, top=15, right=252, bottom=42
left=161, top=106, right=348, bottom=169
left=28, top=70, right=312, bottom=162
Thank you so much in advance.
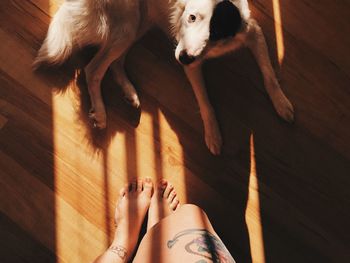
left=0, top=0, right=349, bottom=262
left=0, top=212, right=55, bottom=263
left=0, top=150, right=108, bottom=263
left=253, top=0, right=350, bottom=76
left=0, top=113, right=8, bottom=130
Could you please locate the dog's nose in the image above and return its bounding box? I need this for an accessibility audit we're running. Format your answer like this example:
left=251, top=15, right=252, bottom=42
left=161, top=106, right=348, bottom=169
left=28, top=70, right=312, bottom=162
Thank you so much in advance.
left=179, top=50, right=195, bottom=65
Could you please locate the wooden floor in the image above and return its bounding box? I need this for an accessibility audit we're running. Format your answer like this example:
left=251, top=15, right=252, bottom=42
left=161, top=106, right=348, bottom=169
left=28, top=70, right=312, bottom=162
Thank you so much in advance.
left=1, top=0, right=350, bottom=262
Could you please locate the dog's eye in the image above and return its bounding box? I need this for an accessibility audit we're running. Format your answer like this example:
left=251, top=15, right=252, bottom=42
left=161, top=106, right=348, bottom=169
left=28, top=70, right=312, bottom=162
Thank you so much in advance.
left=188, top=14, right=196, bottom=23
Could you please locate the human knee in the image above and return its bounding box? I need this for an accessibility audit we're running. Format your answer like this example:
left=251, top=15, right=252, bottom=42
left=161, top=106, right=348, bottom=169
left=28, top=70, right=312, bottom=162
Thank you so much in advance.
left=178, top=204, right=208, bottom=219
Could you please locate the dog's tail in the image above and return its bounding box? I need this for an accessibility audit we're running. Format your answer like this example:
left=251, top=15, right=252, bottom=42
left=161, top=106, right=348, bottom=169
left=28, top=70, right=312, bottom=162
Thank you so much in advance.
left=34, top=4, right=74, bottom=68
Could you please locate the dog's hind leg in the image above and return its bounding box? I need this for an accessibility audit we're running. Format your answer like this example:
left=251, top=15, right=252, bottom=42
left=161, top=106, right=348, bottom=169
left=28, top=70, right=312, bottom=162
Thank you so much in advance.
left=85, top=37, right=135, bottom=129
left=246, top=19, right=294, bottom=123
left=110, top=56, right=140, bottom=108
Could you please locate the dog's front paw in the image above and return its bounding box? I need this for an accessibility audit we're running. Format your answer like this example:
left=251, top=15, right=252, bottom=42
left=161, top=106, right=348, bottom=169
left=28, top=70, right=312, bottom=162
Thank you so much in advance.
left=124, top=93, right=140, bottom=108
left=204, top=118, right=223, bottom=155
left=89, top=108, right=107, bottom=129
left=120, top=82, right=140, bottom=108
left=271, top=89, right=294, bottom=123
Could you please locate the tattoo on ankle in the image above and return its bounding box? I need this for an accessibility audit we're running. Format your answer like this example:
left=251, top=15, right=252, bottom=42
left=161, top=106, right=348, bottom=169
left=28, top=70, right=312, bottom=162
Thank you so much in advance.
left=167, top=229, right=235, bottom=263
left=109, top=245, right=127, bottom=260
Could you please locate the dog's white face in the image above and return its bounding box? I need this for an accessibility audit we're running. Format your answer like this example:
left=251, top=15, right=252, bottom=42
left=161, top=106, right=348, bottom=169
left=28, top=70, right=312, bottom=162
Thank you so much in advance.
left=174, top=0, right=215, bottom=65
left=173, top=0, right=242, bottom=66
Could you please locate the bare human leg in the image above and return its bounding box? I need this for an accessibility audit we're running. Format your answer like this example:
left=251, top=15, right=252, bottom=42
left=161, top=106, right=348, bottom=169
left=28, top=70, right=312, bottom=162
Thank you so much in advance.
left=147, top=179, right=180, bottom=230
left=134, top=184, right=235, bottom=263
left=93, top=178, right=153, bottom=263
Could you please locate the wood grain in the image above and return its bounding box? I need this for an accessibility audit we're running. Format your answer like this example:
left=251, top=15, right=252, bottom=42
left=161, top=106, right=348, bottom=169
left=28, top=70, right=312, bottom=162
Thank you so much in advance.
left=0, top=0, right=349, bottom=262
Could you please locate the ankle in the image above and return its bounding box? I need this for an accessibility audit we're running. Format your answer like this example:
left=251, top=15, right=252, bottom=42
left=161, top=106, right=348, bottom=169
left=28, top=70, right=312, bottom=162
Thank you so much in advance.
left=112, top=222, right=141, bottom=257
left=107, top=243, right=128, bottom=261
left=113, top=224, right=129, bottom=245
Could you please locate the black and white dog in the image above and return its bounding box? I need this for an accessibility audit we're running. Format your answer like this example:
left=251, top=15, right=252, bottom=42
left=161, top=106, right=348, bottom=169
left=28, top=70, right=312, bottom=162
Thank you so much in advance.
left=35, top=0, right=294, bottom=155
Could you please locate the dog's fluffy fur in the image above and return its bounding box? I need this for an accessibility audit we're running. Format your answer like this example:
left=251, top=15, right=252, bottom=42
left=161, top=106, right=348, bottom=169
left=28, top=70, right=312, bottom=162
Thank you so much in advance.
left=35, top=0, right=294, bottom=155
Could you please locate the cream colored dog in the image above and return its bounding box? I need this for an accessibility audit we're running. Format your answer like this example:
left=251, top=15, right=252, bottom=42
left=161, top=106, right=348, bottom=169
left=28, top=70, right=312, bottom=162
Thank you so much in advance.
left=35, top=0, right=294, bottom=155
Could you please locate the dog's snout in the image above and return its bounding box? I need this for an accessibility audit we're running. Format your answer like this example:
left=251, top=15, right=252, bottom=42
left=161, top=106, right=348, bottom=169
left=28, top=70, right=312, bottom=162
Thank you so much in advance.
left=179, top=50, right=195, bottom=65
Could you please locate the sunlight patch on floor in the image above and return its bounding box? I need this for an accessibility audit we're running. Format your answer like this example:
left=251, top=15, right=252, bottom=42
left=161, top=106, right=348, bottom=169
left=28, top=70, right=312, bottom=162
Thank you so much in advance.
left=135, top=109, right=187, bottom=202
left=245, top=134, right=265, bottom=263
left=272, top=0, right=285, bottom=64
left=30, top=0, right=63, bottom=16
left=52, top=88, right=189, bottom=261
left=136, top=111, right=157, bottom=179
left=158, top=110, right=188, bottom=203
left=53, top=88, right=108, bottom=262
left=108, top=131, right=128, bottom=181
left=49, top=0, right=63, bottom=15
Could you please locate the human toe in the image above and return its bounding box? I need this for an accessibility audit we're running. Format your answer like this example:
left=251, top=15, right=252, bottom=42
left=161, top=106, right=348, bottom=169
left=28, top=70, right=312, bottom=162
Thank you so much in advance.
left=143, top=177, right=153, bottom=197
left=170, top=198, right=180, bottom=210
left=162, top=181, right=173, bottom=198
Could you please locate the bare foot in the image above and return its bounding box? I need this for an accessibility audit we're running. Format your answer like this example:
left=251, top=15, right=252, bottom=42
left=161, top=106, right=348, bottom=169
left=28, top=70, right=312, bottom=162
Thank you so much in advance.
left=147, top=179, right=180, bottom=230
left=111, top=178, right=153, bottom=261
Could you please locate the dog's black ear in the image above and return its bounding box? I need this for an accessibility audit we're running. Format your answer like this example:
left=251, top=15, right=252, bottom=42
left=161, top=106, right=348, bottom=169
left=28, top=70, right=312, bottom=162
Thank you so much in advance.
left=210, top=0, right=242, bottom=41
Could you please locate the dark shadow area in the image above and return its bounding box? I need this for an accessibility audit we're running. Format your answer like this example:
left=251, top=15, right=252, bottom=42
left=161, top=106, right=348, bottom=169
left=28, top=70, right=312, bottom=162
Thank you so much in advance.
left=251, top=1, right=350, bottom=262
left=0, top=0, right=56, bottom=262
left=0, top=69, right=56, bottom=262
left=155, top=95, right=252, bottom=262
left=137, top=29, right=254, bottom=262
left=133, top=14, right=350, bottom=261
left=0, top=213, right=55, bottom=262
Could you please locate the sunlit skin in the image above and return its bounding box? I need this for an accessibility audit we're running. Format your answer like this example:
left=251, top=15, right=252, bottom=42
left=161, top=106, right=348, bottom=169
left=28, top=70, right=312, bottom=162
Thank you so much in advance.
left=93, top=178, right=154, bottom=263
left=93, top=179, right=236, bottom=263
left=93, top=178, right=181, bottom=262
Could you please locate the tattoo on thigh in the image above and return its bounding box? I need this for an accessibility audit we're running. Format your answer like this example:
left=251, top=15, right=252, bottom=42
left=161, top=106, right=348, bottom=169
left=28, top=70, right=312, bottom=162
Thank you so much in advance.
left=109, top=245, right=127, bottom=260
left=167, top=229, right=235, bottom=263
